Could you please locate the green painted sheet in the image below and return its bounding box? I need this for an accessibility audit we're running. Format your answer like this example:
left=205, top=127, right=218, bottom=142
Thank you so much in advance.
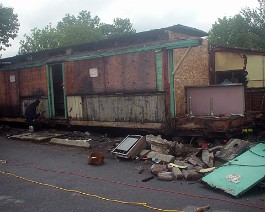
left=155, top=51, right=163, bottom=91
left=169, top=50, right=175, bottom=118
left=202, top=143, right=265, bottom=197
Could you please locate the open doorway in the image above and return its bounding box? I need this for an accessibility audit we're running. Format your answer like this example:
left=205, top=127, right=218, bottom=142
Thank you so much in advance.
left=48, top=63, right=66, bottom=118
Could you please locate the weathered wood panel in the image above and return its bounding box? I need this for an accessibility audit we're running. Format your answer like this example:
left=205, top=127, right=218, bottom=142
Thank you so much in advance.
left=19, top=66, right=48, bottom=97
left=173, top=40, right=209, bottom=116
left=215, top=52, right=245, bottom=72
left=67, top=96, right=83, bottom=119
left=64, top=57, right=106, bottom=95
left=82, top=93, right=165, bottom=123
left=0, top=70, right=20, bottom=117
left=0, top=71, right=8, bottom=116
left=105, top=51, right=157, bottom=93
left=246, top=55, right=265, bottom=88
left=65, top=50, right=157, bottom=95
left=7, top=71, right=20, bottom=116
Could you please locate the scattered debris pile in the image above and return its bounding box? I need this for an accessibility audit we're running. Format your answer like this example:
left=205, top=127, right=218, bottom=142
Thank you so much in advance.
left=138, top=134, right=215, bottom=182
left=112, top=134, right=265, bottom=197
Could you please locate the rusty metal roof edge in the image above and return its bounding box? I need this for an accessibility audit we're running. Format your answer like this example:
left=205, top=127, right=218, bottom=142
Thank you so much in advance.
left=210, top=45, right=265, bottom=55
left=66, top=39, right=201, bottom=62
left=0, top=62, right=45, bottom=71
left=0, top=39, right=201, bottom=70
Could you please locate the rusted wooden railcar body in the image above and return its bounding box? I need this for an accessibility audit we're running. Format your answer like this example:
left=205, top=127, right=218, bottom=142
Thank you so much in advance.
left=0, top=25, right=210, bottom=132
left=0, top=25, right=254, bottom=135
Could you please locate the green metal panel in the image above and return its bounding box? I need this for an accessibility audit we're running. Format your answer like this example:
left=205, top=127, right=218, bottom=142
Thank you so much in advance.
left=169, top=50, right=175, bottom=118
left=155, top=51, right=163, bottom=91
left=0, top=63, right=44, bottom=71
left=61, top=63, right=67, bottom=119
left=202, top=143, right=265, bottom=197
left=46, top=65, right=52, bottom=118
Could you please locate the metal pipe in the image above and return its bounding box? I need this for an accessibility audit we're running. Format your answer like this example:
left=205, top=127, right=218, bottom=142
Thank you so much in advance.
left=210, top=98, right=214, bottom=116
left=189, top=97, right=193, bottom=116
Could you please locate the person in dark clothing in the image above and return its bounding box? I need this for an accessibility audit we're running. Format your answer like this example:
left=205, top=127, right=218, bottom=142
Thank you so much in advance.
left=25, top=99, right=41, bottom=130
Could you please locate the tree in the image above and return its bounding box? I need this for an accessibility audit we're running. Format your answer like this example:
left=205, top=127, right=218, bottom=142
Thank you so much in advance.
left=56, top=11, right=103, bottom=46
left=100, top=18, right=136, bottom=38
left=19, top=11, right=136, bottom=54
left=19, top=24, right=59, bottom=55
left=0, top=4, right=19, bottom=55
left=208, top=0, right=265, bottom=50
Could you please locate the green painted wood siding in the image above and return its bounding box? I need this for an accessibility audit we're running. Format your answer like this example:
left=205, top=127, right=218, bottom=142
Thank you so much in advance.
left=155, top=51, right=163, bottom=91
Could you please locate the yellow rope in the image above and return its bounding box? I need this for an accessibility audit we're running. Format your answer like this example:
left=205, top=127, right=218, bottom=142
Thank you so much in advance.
left=0, top=171, right=183, bottom=212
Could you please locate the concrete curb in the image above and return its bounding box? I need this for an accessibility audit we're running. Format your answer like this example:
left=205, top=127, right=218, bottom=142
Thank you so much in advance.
left=50, top=138, right=91, bottom=148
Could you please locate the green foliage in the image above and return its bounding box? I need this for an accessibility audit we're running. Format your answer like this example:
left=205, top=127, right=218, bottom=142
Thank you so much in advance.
left=0, top=4, right=19, bottom=55
left=19, top=24, right=59, bottom=55
left=19, top=11, right=136, bottom=54
left=100, top=18, right=136, bottom=38
left=208, top=0, right=265, bottom=50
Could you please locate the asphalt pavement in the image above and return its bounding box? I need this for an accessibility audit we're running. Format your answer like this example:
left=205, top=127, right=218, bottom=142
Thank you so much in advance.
left=0, top=136, right=264, bottom=212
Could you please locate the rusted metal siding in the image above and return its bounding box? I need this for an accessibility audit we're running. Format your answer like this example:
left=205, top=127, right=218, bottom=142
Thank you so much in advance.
left=173, top=39, right=209, bottom=116
left=82, top=93, right=165, bottom=123
left=18, top=66, right=48, bottom=97
left=64, top=51, right=157, bottom=95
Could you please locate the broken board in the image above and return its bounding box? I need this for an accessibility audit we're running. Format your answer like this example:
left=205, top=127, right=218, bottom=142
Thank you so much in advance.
left=9, top=132, right=64, bottom=142
left=202, top=143, right=265, bottom=197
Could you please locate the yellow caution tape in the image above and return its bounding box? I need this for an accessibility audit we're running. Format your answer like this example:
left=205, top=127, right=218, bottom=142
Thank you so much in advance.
left=0, top=170, right=183, bottom=212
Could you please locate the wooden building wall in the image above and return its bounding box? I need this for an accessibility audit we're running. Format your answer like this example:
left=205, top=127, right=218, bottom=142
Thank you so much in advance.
left=64, top=50, right=165, bottom=124
left=19, top=66, right=48, bottom=97
left=0, top=71, right=11, bottom=116
left=64, top=51, right=157, bottom=95
left=173, top=39, right=209, bottom=116
left=0, top=66, right=48, bottom=117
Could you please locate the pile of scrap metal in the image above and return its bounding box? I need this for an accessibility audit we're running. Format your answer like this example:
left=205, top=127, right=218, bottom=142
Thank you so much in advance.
left=112, top=134, right=265, bottom=197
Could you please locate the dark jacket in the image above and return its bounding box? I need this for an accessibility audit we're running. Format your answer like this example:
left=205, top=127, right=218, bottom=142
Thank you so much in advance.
left=25, top=99, right=40, bottom=121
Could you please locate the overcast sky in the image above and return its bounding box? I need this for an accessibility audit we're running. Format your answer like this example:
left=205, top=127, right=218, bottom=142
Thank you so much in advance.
left=1, top=0, right=259, bottom=58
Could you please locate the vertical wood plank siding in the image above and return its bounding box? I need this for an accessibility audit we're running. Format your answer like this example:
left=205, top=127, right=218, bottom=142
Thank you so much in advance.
left=82, top=94, right=165, bottom=122
left=0, top=71, right=8, bottom=116
left=0, top=70, right=20, bottom=116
